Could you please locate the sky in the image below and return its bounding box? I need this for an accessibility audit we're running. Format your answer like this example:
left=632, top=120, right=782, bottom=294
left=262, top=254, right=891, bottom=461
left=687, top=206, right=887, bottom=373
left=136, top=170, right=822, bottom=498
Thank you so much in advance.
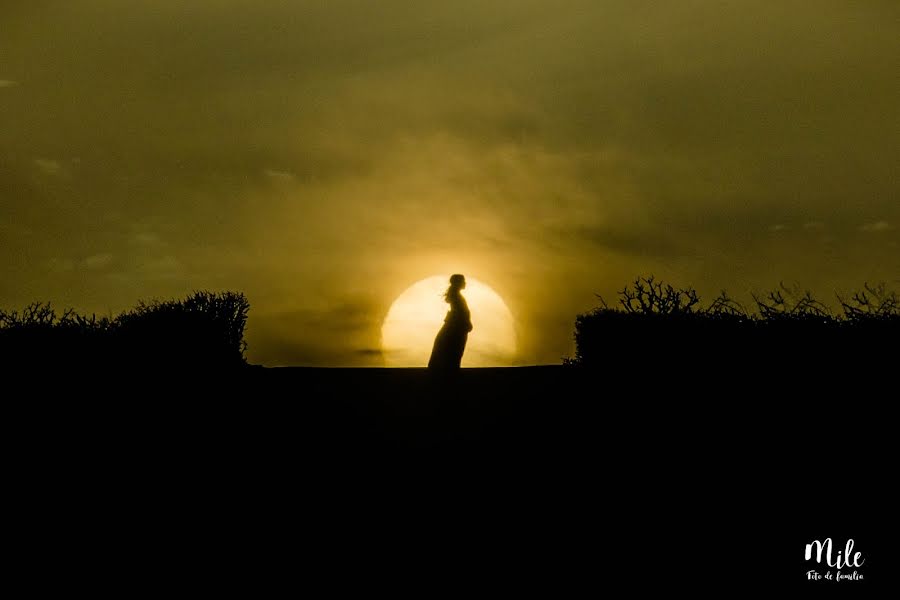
left=1, top=1, right=898, bottom=366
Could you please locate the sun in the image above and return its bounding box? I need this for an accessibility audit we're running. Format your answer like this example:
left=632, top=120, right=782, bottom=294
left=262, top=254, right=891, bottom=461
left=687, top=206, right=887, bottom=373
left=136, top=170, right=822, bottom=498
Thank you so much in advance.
left=382, top=275, right=517, bottom=367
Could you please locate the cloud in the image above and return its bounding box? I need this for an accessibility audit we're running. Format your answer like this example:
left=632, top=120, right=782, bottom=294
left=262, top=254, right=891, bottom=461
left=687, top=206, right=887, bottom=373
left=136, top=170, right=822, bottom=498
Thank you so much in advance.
left=570, top=225, right=682, bottom=258
left=47, top=258, right=76, bottom=272
left=141, top=255, right=184, bottom=278
left=859, top=221, right=892, bottom=233
left=83, top=253, right=113, bottom=270
left=802, top=221, right=826, bottom=231
left=282, top=302, right=379, bottom=335
left=263, top=168, right=295, bottom=183
left=0, top=80, right=18, bottom=88
left=34, top=158, right=62, bottom=176
left=769, top=224, right=787, bottom=232
left=132, top=232, right=163, bottom=246
left=356, top=348, right=384, bottom=357
left=246, top=300, right=385, bottom=366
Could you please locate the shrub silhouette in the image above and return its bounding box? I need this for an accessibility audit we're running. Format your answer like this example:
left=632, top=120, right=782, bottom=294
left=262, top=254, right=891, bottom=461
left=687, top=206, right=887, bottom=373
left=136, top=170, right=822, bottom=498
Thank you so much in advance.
left=617, top=275, right=702, bottom=315
left=0, top=291, right=249, bottom=370
left=837, top=282, right=899, bottom=322
left=570, top=276, right=899, bottom=372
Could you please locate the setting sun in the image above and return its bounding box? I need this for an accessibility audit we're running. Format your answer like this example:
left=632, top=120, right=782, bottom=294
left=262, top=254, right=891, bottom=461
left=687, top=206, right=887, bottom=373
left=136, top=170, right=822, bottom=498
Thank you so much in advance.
left=381, top=275, right=517, bottom=367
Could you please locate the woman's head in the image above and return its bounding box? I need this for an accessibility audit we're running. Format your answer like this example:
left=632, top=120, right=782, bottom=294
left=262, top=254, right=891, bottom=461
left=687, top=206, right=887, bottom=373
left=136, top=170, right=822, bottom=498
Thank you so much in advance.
left=449, top=274, right=466, bottom=290
left=444, top=274, right=466, bottom=302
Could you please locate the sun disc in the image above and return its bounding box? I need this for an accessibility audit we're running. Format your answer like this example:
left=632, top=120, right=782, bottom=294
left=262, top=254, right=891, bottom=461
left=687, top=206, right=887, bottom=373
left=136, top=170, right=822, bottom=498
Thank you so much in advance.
left=381, top=275, right=516, bottom=367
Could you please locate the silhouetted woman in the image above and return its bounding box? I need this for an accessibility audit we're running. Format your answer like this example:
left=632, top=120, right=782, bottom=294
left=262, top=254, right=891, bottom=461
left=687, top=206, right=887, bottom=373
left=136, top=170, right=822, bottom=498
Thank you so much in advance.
left=428, top=274, right=473, bottom=370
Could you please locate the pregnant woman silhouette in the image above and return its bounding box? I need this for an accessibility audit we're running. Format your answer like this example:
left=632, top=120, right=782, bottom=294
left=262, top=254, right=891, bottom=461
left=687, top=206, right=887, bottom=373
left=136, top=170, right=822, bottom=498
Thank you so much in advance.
left=428, top=274, right=473, bottom=370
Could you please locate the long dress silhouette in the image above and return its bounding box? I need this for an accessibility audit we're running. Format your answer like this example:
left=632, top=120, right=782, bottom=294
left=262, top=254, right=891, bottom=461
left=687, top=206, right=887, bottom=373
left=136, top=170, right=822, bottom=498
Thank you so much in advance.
left=428, top=274, right=473, bottom=370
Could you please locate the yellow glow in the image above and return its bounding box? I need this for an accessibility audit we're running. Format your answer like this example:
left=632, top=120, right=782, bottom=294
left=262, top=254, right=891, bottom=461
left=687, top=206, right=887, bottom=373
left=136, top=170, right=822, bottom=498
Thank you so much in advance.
left=382, top=275, right=517, bottom=367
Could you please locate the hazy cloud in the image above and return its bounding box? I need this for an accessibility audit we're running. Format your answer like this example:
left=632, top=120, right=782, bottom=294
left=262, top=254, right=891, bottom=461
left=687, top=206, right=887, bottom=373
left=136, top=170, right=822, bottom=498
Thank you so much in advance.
left=356, top=348, right=384, bottom=357
left=83, top=253, right=113, bottom=270
left=34, top=158, right=62, bottom=176
left=860, top=221, right=892, bottom=233
left=571, top=225, right=682, bottom=258
left=140, top=255, right=184, bottom=278
left=250, top=300, right=385, bottom=366
left=47, top=258, right=76, bottom=272
left=132, top=232, right=163, bottom=246
left=263, top=169, right=296, bottom=183
left=0, top=80, right=18, bottom=88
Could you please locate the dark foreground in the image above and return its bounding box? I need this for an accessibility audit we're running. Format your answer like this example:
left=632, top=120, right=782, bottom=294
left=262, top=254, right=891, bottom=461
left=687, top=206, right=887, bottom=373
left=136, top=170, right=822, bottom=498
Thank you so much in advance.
left=9, top=365, right=890, bottom=594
